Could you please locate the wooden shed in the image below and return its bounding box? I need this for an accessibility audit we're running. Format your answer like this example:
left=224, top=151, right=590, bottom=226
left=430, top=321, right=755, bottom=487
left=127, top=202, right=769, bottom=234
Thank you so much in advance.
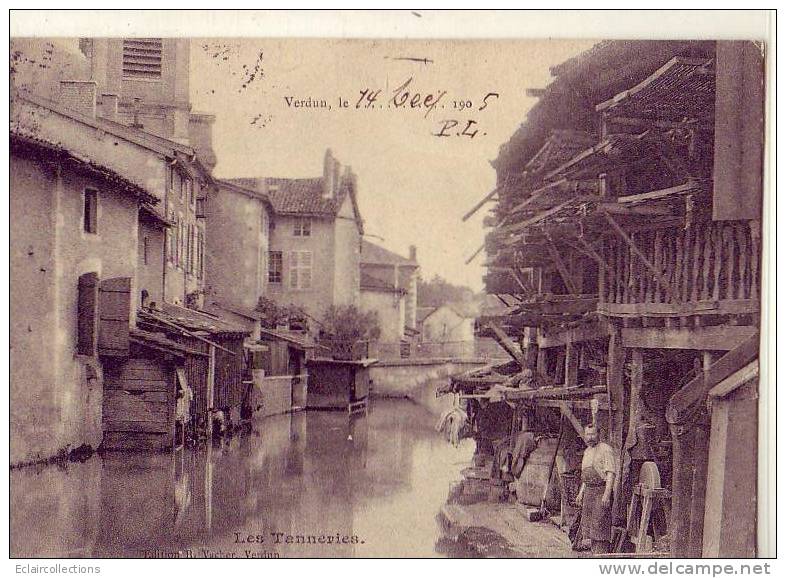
left=101, top=329, right=204, bottom=451
left=306, top=358, right=375, bottom=412
left=136, top=304, right=251, bottom=435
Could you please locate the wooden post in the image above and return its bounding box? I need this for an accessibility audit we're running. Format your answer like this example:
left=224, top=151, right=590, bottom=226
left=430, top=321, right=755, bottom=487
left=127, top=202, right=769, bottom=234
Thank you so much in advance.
left=688, top=415, right=711, bottom=557
left=607, top=325, right=628, bottom=524
left=670, top=421, right=694, bottom=557
left=565, top=341, right=579, bottom=387
left=537, top=345, right=548, bottom=377
left=619, top=348, right=644, bottom=527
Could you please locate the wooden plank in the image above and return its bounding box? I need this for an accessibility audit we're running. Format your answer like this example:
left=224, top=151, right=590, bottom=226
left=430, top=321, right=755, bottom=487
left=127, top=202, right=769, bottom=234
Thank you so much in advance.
left=621, top=325, right=758, bottom=351
left=485, top=320, right=525, bottom=367
left=691, top=224, right=703, bottom=302
left=103, top=419, right=169, bottom=434
left=119, top=367, right=167, bottom=380
left=103, top=400, right=168, bottom=421
left=597, top=299, right=760, bottom=318
left=503, top=196, right=597, bottom=236
left=104, top=389, right=169, bottom=403
left=712, top=226, right=723, bottom=301
left=104, top=378, right=169, bottom=392
left=537, top=321, right=610, bottom=348
left=101, top=431, right=170, bottom=451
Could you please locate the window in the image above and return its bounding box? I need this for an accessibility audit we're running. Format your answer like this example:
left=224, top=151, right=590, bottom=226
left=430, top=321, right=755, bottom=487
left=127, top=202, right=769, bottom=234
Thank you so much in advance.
left=293, top=218, right=311, bottom=237
left=197, top=230, right=204, bottom=279
left=186, top=178, right=194, bottom=208
left=177, top=215, right=185, bottom=267
left=122, top=39, right=163, bottom=79
left=143, top=236, right=150, bottom=265
left=83, top=188, right=98, bottom=234
left=268, top=251, right=283, bottom=283
left=289, top=250, right=312, bottom=290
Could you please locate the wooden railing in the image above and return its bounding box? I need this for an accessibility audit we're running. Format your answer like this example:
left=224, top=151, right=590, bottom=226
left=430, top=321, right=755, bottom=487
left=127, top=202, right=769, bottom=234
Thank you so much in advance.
left=598, top=220, right=760, bottom=316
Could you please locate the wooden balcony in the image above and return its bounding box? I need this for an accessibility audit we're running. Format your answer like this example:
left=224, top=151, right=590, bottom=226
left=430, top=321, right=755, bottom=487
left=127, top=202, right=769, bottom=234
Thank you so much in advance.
left=598, top=219, right=760, bottom=319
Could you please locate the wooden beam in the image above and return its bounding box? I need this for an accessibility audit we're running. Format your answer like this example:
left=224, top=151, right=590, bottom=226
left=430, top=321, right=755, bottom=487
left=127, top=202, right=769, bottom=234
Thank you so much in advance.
left=621, top=325, right=758, bottom=351
left=601, top=209, right=678, bottom=302
left=598, top=299, right=760, bottom=318
left=565, top=341, right=579, bottom=387
left=537, top=321, right=610, bottom=349
left=545, top=238, right=581, bottom=295
left=557, top=401, right=586, bottom=438
left=501, top=196, right=596, bottom=236
left=484, top=320, right=526, bottom=367
left=465, top=243, right=485, bottom=265
left=462, top=187, right=498, bottom=221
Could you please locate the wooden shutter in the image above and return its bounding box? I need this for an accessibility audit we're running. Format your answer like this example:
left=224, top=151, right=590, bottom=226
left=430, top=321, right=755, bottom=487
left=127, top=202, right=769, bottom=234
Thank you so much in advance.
left=98, top=277, right=131, bottom=357
left=77, top=272, right=99, bottom=356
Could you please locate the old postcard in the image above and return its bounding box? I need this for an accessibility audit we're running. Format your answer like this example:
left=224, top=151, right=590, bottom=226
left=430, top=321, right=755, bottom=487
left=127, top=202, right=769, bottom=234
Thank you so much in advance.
left=7, top=9, right=774, bottom=564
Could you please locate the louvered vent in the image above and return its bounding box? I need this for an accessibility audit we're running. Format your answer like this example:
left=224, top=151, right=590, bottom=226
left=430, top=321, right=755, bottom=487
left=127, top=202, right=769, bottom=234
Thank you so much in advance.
left=122, top=39, right=163, bottom=79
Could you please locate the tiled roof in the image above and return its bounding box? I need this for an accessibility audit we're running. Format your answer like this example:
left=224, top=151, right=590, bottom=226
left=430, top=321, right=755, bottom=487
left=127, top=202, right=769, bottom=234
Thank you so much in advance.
left=360, top=271, right=405, bottom=293
left=361, top=239, right=417, bottom=266
left=259, top=327, right=316, bottom=350
left=10, top=131, right=158, bottom=205
left=225, top=177, right=345, bottom=217
left=140, top=303, right=250, bottom=336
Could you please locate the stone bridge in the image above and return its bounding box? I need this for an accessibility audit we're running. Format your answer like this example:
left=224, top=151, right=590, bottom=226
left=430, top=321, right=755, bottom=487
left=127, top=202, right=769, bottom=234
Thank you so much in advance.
left=369, top=357, right=496, bottom=416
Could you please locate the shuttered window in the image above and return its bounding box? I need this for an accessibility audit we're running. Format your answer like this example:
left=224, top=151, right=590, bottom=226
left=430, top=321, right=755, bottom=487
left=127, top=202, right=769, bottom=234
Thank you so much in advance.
left=122, top=39, right=163, bottom=79
left=77, top=272, right=99, bottom=356
left=290, top=250, right=312, bottom=290
left=97, top=277, right=131, bottom=357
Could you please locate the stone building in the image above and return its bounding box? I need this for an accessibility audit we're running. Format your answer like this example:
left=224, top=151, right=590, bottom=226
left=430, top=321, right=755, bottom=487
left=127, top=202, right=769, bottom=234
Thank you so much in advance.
left=226, top=149, right=364, bottom=328
left=359, top=240, right=419, bottom=344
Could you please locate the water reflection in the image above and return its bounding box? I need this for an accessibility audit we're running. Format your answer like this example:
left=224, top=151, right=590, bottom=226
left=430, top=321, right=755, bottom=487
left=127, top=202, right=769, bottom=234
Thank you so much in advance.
left=11, top=398, right=475, bottom=558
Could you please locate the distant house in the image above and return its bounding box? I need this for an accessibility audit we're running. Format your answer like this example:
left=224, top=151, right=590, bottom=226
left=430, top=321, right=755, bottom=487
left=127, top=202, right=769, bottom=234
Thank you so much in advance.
left=359, top=240, right=419, bottom=343
left=418, top=302, right=479, bottom=343
left=225, top=149, right=364, bottom=327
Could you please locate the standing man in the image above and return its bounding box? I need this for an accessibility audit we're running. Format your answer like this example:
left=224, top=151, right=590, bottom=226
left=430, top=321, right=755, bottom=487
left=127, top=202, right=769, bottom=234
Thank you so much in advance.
left=575, top=424, right=616, bottom=554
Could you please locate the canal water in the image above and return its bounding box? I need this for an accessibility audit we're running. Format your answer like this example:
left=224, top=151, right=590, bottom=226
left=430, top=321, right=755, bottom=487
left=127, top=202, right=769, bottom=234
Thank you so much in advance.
left=11, top=398, right=476, bottom=558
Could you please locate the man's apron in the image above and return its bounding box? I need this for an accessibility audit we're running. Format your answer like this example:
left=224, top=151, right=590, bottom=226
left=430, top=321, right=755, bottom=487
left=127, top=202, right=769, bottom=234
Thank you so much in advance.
left=580, top=465, right=612, bottom=542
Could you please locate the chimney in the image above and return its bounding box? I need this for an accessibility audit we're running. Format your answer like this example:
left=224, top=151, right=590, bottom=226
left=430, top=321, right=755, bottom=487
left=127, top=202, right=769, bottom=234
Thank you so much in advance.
left=188, top=113, right=218, bottom=171
left=323, top=148, right=335, bottom=199
left=59, top=80, right=97, bottom=118
left=409, top=245, right=417, bottom=262
left=97, top=93, right=118, bottom=120
left=332, top=158, right=341, bottom=196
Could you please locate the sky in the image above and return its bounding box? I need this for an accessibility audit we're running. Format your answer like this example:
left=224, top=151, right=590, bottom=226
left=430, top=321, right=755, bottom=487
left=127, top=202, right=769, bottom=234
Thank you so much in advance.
left=189, top=38, right=596, bottom=291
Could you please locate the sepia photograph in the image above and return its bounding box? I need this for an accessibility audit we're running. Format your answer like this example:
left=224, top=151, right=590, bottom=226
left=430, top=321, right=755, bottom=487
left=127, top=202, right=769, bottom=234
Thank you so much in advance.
left=7, top=9, right=775, bottom=564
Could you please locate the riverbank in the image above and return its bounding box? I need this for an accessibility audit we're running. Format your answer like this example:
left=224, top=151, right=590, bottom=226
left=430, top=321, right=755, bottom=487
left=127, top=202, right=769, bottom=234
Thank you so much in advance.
left=438, top=502, right=574, bottom=558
